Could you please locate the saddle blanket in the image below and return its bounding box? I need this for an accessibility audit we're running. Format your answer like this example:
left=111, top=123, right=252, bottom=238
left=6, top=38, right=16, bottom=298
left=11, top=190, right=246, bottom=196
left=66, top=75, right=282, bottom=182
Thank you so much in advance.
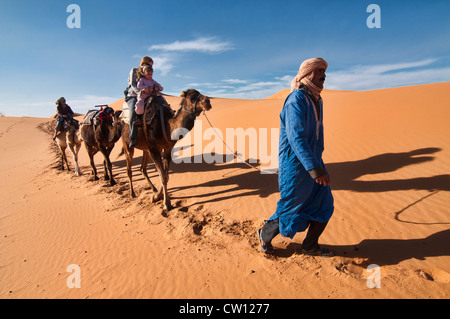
left=82, top=106, right=115, bottom=125
left=82, top=110, right=100, bottom=125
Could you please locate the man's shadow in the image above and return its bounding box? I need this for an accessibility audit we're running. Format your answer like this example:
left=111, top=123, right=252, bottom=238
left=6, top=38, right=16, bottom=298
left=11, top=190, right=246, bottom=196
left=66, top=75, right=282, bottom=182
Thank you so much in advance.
left=281, top=229, right=450, bottom=267
left=327, top=147, right=450, bottom=192
left=165, top=147, right=450, bottom=206
left=112, top=147, right=450, bottom=221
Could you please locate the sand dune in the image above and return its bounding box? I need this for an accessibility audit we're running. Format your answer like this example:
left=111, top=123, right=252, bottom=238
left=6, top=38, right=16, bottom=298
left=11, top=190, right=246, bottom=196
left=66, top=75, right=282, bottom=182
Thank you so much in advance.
left=1, top=82, right=449, bottom=299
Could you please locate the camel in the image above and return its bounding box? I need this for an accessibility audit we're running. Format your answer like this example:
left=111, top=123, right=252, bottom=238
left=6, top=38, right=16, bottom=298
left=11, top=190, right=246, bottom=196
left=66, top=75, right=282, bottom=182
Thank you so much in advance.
left=80, top=106, right=123, bottom=186
left=121, top=89, right=212, bottom=212
left=54, top=121, right=82, bottom=175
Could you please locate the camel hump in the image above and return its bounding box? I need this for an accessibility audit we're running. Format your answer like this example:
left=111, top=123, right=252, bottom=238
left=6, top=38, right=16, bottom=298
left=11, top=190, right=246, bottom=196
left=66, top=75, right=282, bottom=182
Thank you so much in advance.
left=150, top=95, right=174, bottom=119
left=142, top=95, right=170, bottom=124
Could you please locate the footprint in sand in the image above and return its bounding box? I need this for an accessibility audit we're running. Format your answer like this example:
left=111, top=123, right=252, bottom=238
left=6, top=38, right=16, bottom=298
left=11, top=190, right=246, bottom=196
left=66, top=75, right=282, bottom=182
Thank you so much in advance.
left=416, top=268, right=450, bottom=283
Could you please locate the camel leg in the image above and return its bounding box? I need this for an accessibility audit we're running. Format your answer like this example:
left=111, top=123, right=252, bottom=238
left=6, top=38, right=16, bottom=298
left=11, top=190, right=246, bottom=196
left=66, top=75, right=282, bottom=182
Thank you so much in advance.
left=89, top=154, right=98, bottom=180
left=66, top=130, right=82, bottom=176
left=149, top=149, right=172, bottom=212
left=85, top=144, right=99, bottom=181
left=75, top=141, right=82, bottom=175
left=60, top=148, right=65, bottom=170
left=89, top=155, right=98, bottom=180
left=103, top=159, right=110, bottom=181
left=61, top=147, right=70, bottom=171
left=123, top=144, right=136, bottom=197
left=68, top=142, right=82, bottom=176
left=56, top=132, right=69, bottom=171
left=100, top=146, right=116, bottom=186
left=153, top=151, right=172, bottom=200
left=107, top=147, right=116, bottom=186
left=162, top=151, right=171, bottom=180
left=162, top=151, right=172, bottom=210
left=141, top=150, right=157, bottom=193
left=151, top=170, right=164, bottom=202
left=154, top=185, right=164, bottom=202
left=150, top=155, right=167, bottom=202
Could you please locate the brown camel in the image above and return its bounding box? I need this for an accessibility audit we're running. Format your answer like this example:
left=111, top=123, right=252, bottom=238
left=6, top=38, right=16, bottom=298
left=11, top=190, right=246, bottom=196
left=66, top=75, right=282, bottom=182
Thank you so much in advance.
left=54, top=121, right=82, bottom=175
left=121, top=89, right=212, bottom=212
left=80, top=106, right=123, bottom=186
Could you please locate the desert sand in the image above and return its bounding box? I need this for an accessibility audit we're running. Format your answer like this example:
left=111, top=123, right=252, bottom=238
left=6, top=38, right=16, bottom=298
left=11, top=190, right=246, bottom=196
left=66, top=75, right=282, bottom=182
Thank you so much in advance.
left=1, top=82, right=449, bottom=299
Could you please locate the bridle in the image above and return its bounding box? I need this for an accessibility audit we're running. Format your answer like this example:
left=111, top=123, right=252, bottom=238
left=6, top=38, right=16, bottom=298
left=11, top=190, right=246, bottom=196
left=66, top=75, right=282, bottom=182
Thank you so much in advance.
left=96, top=105, right=113, bottom=125
left=159, top=93, right=204, bottom=143
left=182, top=94, right=202, bottom=115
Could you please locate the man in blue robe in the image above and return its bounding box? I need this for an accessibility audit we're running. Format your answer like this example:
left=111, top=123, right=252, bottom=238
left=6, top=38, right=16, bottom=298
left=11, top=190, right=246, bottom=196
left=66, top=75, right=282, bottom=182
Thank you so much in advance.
left=257, top=57, right=335, bottom=257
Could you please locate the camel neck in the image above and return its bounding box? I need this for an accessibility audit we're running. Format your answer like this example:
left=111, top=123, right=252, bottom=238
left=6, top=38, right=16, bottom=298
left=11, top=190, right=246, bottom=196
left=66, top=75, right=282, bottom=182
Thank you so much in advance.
left=170, top=108, right=197, bottom=135
left=97, top=120, right=120, bottom=143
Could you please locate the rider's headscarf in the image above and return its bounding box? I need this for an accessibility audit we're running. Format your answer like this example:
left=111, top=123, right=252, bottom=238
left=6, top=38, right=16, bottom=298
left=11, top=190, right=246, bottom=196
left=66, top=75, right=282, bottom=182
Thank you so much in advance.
left=290, top=57, right=328, bottom=100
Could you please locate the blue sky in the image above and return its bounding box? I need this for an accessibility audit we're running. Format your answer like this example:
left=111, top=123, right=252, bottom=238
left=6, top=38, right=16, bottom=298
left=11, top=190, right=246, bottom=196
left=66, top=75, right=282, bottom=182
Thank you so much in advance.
left=0, top=0, right=449, bottom=117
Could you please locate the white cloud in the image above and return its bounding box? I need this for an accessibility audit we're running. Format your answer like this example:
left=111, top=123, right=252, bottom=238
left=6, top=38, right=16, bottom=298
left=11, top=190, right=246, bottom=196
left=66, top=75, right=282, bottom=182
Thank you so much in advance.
left=234, top=81, right=285, bottom=93
left=275, top=75, right=293, bottom=82
left=186, top=82, right=214, bottom=87
left=221, top=79, right=248, bottom=84
left=354, top=59, right=438, bottom=75
left=152, top=54, right=175, bottom=76
left=146, top=36, right=233, bottom=77
left=325, top=59, right=448, bottom=91
left=175, top=74, right=194, bottom=79
left=149, top=37, right=233, bottom=53
left=186, top=82, right=234, bottom=90
left=193, top=76, right=292, bottom=99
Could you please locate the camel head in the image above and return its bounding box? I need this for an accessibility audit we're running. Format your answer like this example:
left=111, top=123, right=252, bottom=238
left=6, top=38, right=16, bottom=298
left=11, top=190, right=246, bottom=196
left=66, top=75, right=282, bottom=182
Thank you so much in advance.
left=92, top=106, right=123, bottom=143
left=180, top=89, right=212, bottom=116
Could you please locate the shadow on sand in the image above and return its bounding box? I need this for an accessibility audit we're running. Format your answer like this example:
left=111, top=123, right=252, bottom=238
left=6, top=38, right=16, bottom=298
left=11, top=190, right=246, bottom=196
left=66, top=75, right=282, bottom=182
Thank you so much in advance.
left=275, top=229, right=450, bottom=267
left=110, top=147, right=450, bottom=265
left=326, top=147, right=450, bottom=192
left=110, top=147, right=450, bottom=209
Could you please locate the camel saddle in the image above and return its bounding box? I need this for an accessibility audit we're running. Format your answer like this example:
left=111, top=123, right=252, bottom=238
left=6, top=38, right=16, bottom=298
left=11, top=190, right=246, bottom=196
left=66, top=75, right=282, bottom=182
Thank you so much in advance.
left=57, top=118, right=79, bottom=132
left=82, top=106, right=114, bottom=126
left=136, top=95, right=173, bottom=127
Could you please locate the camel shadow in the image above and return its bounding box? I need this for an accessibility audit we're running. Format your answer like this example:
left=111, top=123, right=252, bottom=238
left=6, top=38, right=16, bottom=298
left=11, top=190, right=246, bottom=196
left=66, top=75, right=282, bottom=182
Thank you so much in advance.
left=110, top=144, right=196, bottom=183
left=168, top=154, right=278, bottom=207
left=113, top=154, right=160, bottom=183
left=277, top=229, right=450, bottom=267
left=82, top=153, right=160, bottom=185
left=110, top=151, right=278, bottom=201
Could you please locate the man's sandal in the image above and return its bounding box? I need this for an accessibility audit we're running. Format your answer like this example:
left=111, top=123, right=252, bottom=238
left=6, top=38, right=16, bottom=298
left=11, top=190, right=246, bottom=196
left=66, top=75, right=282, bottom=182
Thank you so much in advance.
left=257, top=228, right=274, bottom=254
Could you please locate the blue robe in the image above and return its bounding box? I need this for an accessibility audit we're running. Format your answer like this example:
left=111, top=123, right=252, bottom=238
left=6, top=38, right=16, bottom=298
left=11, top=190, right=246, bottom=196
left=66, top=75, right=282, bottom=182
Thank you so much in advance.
left=269, top=89, right=334, bottom=239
